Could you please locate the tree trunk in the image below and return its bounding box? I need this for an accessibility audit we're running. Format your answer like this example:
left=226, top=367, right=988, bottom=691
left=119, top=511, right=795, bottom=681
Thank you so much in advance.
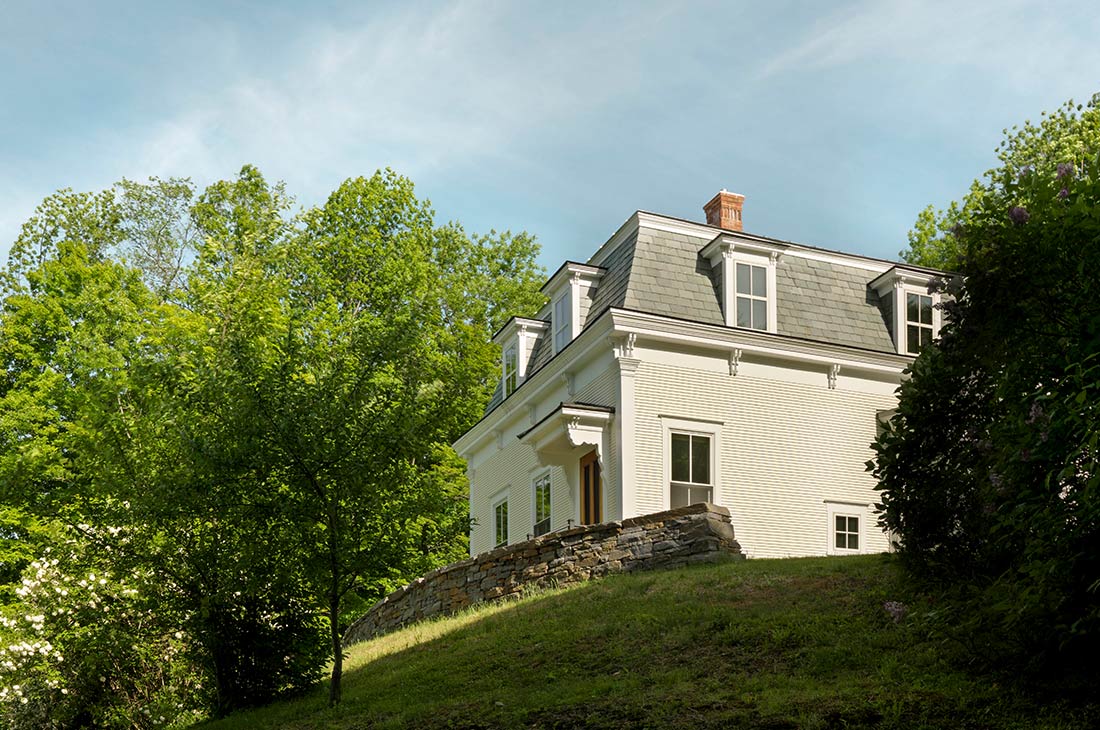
left=328, top=590, right=342, bottom=706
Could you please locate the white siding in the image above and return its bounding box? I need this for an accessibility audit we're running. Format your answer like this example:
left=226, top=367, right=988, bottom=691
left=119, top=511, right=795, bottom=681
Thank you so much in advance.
left=632, top=354, right=897, bottom=558
left=466, top=350, right=620, bottom=554
left=574, top=364, right=619, bottom=520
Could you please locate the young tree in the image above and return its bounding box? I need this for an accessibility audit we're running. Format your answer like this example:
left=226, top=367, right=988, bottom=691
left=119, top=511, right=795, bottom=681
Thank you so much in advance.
left=188, top=169, right=544, bottom=704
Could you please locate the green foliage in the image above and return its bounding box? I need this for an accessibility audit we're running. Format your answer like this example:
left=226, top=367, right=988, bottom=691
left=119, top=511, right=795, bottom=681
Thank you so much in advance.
left=874, top=97, right=1100, bottom=671
left=0, top=165, right=543, bottom=719
left=0, top=529, right=205, bottom=729
left=0, top=508, right=52, bottom=603
left=901, top=93, right=1100, bottom=269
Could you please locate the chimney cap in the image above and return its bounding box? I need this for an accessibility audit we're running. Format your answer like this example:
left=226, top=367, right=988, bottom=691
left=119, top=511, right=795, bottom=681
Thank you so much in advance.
left=704, top=189, right=745, bottom=231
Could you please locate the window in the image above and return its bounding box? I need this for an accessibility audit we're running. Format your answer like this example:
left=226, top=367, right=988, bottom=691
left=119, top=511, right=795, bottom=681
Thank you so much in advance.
left=834, top=514, right=860, bottom=552
left=735, top=262, right=768, bottom=330
left=906, top=292, right=933, bottom=354
left=670, top=432, right=712, bottom=507
left=503, top=345, right=517, bottom=396
left=553, top=294, right=571, bottom=352
left=493, top=498, right=509, bottom=547
left=533, top=473, right=551, bottom=536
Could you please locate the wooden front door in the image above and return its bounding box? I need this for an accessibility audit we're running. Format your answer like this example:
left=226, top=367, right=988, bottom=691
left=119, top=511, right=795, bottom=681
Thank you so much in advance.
left=580, top=450, right=602, bottom=525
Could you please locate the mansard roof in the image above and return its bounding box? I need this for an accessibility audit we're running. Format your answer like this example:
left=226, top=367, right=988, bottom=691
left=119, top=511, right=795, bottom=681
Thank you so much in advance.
left=482, top=209, right=950, bottom=415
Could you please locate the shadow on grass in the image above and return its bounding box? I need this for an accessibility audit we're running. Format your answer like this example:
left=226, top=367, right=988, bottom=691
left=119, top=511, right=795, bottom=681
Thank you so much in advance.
left=195, top=555, right=1100, bottom=730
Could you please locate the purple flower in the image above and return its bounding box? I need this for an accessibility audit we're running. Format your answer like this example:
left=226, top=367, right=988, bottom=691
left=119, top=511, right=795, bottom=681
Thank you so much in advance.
left=950, top=222, right=964, bottom=237
left=1057, top=162, right=1075, bottom=179
left=1009, top=206, right=1030, bottom=225
left=1026, top=401, right=1045, bottom=425
left=883, top=601, right=908, bottom=623
left=1018, top=165, right=1033, bottom=179
left=1059, top=187, right=1070, bottom=200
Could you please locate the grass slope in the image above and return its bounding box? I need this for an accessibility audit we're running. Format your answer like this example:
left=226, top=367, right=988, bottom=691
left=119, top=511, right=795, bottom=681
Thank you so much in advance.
left=198, top=555, right=1097, bottom=729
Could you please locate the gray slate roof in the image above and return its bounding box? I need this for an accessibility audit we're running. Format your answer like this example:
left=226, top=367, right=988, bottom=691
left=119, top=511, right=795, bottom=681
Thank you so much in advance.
left=484, top=213, right=903, bottom=415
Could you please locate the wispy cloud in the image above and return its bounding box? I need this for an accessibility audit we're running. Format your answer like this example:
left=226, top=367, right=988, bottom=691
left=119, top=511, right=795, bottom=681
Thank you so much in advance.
left=1, top=1, right=668, bottom=248
left=758, top=0, right=1100, bottom=85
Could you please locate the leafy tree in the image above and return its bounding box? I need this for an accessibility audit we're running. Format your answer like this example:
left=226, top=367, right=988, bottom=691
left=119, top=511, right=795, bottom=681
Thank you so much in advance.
left=183, top=169, right=543, bottom=704
left=0, top=165, right=545, bottom=716
left=901, top=94, right=1100, bottom=269
left=0, top=174, right=327, bottom=718
left=873, top=97, right=1100, bottom=672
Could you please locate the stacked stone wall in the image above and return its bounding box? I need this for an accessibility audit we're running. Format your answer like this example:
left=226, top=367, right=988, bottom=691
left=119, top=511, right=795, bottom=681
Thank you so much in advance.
left=344, top=503, right=741, bottom=645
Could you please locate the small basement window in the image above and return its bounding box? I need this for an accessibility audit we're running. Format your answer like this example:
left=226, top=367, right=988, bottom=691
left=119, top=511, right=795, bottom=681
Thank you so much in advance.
left=834, top=514, right=860, bottom=552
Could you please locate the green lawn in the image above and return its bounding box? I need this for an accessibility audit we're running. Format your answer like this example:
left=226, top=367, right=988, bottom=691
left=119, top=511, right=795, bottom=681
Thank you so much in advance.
left=196, top=555, right=1097, bottom=729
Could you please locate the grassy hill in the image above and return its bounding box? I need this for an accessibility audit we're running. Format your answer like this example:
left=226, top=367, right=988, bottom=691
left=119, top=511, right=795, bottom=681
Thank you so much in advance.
left=197, top=555, right=1097, bottom=729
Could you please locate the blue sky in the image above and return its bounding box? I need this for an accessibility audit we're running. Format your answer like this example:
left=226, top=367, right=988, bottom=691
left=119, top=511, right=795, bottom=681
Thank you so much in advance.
left=2, top=1, right=1098, bottom=269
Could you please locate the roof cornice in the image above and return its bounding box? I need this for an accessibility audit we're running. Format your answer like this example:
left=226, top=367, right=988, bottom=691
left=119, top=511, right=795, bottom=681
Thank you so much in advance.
left=700, top=231, right=789, bottom=265
left=491, top=316, right=550, bottom=347
left=608, top=307, right=912, bottom=374
left=540, top=261, right=606, bottom=294
left=868, top=265, right=943, bottom=296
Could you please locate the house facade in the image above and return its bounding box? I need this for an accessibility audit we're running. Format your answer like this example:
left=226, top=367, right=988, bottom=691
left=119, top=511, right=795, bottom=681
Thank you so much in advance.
left=453, top=191, right=947, bottom=559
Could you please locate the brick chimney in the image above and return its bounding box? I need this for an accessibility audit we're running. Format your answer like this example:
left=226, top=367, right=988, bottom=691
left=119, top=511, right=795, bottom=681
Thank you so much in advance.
left=704, top=189, right=745, bottom=232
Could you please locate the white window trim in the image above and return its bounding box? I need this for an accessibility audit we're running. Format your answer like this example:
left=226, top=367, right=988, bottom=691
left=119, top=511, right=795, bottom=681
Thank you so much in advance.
left=900, top=286, right=941, bottom=356
left=722, top=249, right=778, bottom=333
left=660, top=416, right=722, bottom=510
left=870, top=269, right=944, bottom=356
left=503, top=345, right=517, bottom=397
left=553, top=293, right=571, bottom=353
left=491, top=490, right=510, bottom=548
left=825, top=501, right=867, bottom=555
left=531, top=471, right=551, bottom=537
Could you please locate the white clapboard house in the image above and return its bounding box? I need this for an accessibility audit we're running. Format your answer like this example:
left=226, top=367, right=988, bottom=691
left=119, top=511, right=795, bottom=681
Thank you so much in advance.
left=454, top=190, right=947, bottom=558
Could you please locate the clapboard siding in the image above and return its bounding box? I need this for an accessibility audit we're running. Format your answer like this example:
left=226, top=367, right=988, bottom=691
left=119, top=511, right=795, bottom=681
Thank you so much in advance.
left=633, top=359, right=895, bottom=558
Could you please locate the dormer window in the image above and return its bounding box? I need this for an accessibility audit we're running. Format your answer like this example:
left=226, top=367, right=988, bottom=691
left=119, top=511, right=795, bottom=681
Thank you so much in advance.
left=553, top=294, right=571, bottom=352
left=541, top=262, right=605, bottom=354
left=906, top=292, right=934, bottom=354
left=869, top=266, right=944, bottom=356
left=700, top=234, right=782, bottom=333
left=735, top=262, right=768, bottom=330
left=492, top=317, right=549, bottom=399
left=503, top=345, right=517, bottom=396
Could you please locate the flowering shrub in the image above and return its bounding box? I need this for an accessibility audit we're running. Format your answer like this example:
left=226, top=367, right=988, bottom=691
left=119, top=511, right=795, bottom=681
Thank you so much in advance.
left=0, top=534, right=205, bottom=729
left=873, top=94, right=1100, bottom=672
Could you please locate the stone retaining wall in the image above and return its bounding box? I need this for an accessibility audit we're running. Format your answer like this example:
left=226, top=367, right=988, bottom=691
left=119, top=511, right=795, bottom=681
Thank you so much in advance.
left=344, top=503, right=742, bottom=646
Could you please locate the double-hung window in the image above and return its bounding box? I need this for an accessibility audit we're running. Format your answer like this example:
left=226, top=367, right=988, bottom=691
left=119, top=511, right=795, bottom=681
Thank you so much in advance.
left=533, top=473, right=551, bottom=537
left=493, top=497, right=509, bottom=547
left=906, top=293, right=934, bottom=354
left=670, top=432, right=712, bottom=507
left=503, top=345, right=517, bottom=396
left=553, top=294, right=571, bottom=352
left=834, top=514, right=859, bottom=552
left=735, top=262, right=768, bottom=330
